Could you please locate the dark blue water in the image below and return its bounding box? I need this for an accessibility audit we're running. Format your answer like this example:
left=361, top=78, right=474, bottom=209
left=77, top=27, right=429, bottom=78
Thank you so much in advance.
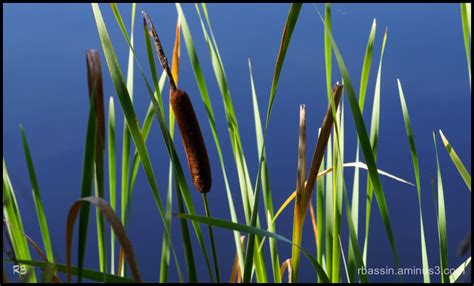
left=3, top=3, right=471, bottom=283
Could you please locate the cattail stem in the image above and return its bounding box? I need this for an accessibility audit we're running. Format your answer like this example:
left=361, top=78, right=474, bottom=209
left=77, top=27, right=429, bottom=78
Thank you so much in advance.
left=203, top=193, right=221, bottom=283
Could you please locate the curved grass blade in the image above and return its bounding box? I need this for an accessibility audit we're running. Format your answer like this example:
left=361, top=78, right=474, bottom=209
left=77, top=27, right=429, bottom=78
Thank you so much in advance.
left=5, top=259, right=133, bottom=283
left=3, top=159, right=37, bottom=282
left=397, top=79, right=430, bottom=282
left=433, top=132, right=449, bottom=283
left=108, top=96, right=117, bottom=274
left=314, top=6, right=401, bottom=273
left=66, top=196, right=142, bottom=282
left=91, top=3, right=184, bottom=281
left=175, top=213, right=330, bottom=283
left=438, top=130, right=471, bottom=191
left=19, top=125, right=54, bottom=263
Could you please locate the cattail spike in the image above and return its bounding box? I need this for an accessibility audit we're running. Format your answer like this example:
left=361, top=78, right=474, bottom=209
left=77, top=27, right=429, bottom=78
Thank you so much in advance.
left=142, top=10, right=177, bottom=91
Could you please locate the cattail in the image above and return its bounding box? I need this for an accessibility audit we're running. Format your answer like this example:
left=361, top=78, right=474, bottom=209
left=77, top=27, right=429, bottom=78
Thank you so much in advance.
left=143, top=11, right=212, bottom=194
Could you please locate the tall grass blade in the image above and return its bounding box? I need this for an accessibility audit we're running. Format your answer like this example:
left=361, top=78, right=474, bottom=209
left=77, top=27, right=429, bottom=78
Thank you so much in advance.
left=86, top=48, right=107, bottom=276
left=433, top=132, right=449, bottom=283
left=193, top=4, right=268, bottom=282
left=19, top=126, right=54, bottom=263
left=76, top=79, right=98, bottom=282
left=108, top=96, right=117, bottom=274
left=291, top=105, right=307, bottom=282
left=249, top=58, right=281, bottom=283
left=357, top=19, right=376, bottom=111
left=3, top=159, right=37, bottom=282
left=203, top=194, right=220, bottom=282
left=108, top=5, right=135, bottom=276
left=362, top=27, right=387, bottom=266
left=349, top=18, right=376, bottom=281
left=397, top=79, right=431, bottom=282
left=66, top=196, right=142, bottom=282
left=325, top=133, right=334, bottom=278
left=439, top=130, right=471, bottom=191
left=244, top=4, right=302, bottom=282
left=91, top=3, right=184, bottom=281
left=323, top=5, right=333, bottom=279
left=266, top=3, right=302, bottom=125
left=120, top=4, right=135, bottom=239
left=110, top=4, right=135, bottom=275
left=314, top=7, right=401, bottom=272
left=331, top=97, right=344, bottom=283
left=338, top=235, right=350, bottom=282
left=126, top=72, right=166, bottom=223
left=316, top=136, right=325, bottom=275
left=160, top=17, right=182, bottom=283
left=460, top=3, right=471, bottom=89
left=324, top=3, right=332, bottom=102
left=341, top=181, right=368, bottom=283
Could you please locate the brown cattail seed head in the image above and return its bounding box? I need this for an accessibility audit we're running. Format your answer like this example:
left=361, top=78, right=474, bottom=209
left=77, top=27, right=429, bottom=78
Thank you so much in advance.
left=171, top=89, right=212, bottom=194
